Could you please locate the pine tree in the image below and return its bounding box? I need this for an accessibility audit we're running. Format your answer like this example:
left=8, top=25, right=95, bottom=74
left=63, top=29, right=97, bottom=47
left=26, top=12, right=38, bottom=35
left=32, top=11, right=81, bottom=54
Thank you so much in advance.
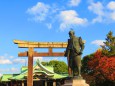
left=102, top=31, right=115, bottom=56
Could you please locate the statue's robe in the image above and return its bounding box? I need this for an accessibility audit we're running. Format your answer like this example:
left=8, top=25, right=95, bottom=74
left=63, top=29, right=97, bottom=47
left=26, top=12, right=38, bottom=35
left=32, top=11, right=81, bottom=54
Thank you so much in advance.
left=65, top=36, right=84, bottom=76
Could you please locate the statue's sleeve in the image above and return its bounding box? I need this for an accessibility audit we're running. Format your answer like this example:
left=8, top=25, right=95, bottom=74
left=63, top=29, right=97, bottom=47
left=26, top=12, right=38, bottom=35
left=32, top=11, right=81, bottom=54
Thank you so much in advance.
left=79, top=37, right=85, bottom=52
left=64, top=39, right=70, bottom=57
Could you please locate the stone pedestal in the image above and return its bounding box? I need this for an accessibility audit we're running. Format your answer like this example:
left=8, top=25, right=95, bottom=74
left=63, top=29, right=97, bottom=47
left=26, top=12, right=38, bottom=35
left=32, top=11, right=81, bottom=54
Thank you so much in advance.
left=45, top=81, right=47, bottom=86
left=53, top=81, right=56, bottom=86
left=73, top=79, right=89, bottom=86
left=22, top=81, right=24, bottom=86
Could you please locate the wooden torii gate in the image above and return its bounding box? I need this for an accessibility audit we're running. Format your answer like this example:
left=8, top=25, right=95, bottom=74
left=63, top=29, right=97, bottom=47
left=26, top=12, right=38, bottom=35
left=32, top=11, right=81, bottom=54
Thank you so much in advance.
left=14, top=40, right=68, bottom=86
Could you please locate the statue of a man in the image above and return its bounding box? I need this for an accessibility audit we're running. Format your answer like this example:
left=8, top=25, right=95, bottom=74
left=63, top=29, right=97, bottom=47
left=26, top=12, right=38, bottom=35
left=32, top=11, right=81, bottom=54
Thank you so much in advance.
left=64, top=30, right=84, bottom=79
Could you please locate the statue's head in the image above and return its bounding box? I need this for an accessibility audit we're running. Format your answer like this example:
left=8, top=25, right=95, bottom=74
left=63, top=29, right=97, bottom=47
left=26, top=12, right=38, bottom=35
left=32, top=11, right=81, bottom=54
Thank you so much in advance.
left=69, top=29, right=75, bottom=38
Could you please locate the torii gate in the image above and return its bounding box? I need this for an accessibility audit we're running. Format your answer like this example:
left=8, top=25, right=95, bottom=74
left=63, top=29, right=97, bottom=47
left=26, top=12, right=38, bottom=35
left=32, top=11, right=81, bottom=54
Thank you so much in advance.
left=14, top=40, right=69, bottom=86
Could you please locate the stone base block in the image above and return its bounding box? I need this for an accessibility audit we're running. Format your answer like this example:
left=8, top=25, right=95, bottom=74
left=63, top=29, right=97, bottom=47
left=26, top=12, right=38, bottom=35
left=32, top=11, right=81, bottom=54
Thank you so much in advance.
left=73, top=79, right=89, bottom=86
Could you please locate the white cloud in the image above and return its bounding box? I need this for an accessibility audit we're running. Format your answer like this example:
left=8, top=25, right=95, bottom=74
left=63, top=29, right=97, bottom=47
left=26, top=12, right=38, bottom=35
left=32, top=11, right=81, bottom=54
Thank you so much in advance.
left=91, top=40, right=105, bottom=46
left=88, top=1, right=115, bottom=23
left=107, top=1, right=115, bottom=11
left=107, top=1, right=115, bottom=21
left=0, top=56, right=4, bottom=59
left=46, top=23, right=52, bottom=29
left=9, top=56, right=14, bottom=59
left=13, top=58, right=26, bottom=64
left=110, top=12, right=115, bottom=20
left=0, top=73, right=2, bottom=77
left=0, top=54, right=14, bottom=59
left=88, top=2, right=104, bottom=16
left=0, top=54, right=13, bottom=64
left=34, top=57, right=43, bottom=62
left=34, top=57, right=55, bottom=62
left=68, top=0, right=81, bottom=7
left=59, top=10, right=87, bottom=31
left=92, top=16, right=103, bottom=23
left=0, top=59, right=12, bottom=64
left=11, top=67, right=19, bottom=72
left=27, top=2, right=50, bottom=21
left=88, top=1, right=105, bottom=23
left=52, top=57, right=58, bottom=60
left=27, top=2, right=87, bottom=31
left=0, top=68, right=19, bottom=73
left=0, top=69, right=10, bottom=72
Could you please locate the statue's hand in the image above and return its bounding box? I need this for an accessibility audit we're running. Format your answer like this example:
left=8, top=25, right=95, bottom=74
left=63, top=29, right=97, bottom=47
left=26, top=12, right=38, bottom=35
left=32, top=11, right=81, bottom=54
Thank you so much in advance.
left=64, top=54, right=67, bottom=57
left=75, top=50, right=82, bottom=55
left=64, top=51, right=67, bottom=57
left=79, top=52, right=82, bottom=55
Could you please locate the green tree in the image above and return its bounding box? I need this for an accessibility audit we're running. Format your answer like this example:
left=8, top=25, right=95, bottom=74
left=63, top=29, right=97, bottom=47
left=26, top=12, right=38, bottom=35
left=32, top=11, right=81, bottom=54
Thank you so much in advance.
left=0, top=76, right=1, bottom=82
left=82, top=53, right=94, bottom=74
left=102, top=31, right=115, bottom=56
left=49, top=60, right=68, bottom=74
left=41, top=62, right=49, bottom=66
left=42, top=60, right=68, bottom=74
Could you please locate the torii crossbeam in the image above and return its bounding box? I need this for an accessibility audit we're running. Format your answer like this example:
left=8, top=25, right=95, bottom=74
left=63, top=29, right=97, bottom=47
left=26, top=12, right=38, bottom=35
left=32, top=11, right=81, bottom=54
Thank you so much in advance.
left=14, top=40, right=68, bottom=86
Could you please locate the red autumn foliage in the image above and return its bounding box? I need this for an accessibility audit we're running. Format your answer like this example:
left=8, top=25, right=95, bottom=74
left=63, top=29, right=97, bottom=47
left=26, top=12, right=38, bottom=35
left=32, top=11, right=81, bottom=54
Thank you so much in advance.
left=99, top=56, right=115, bottom=81
left=88, top=49, right=115, bottom=81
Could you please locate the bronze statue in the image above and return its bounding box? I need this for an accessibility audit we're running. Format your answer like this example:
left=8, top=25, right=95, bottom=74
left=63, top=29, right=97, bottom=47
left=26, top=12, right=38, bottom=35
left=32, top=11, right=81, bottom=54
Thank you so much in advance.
left=64, top=30, right=84, bottom=79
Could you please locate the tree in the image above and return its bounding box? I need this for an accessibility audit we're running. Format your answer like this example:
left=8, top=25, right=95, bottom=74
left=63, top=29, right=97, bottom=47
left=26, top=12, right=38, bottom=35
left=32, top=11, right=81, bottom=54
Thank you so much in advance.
left=41, top=62, right=49, bottom=66
left=102, top=31, right=115, bottom=56
left=0, top=76, right=1, bottom=83
left=98, top=56, right=115, bottom=81
left=88, top=49, right=115, bottom=86
left=42, top=60, right=68, bottom=74
left=82, top=31, right=115, bottom=86
left=49, top=60, right=68, bottom=73
left=81, top=53, right=94, bottom=74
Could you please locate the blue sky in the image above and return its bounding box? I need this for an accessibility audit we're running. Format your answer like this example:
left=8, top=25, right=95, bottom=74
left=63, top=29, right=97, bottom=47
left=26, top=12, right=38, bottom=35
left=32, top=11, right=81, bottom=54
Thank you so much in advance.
left=0, top=0, right=115, bottom=76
